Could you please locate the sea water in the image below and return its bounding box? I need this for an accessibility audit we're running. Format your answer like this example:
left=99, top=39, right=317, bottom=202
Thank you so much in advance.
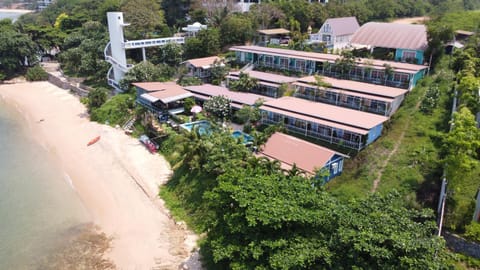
left=0, top=10, right=31, bottom=22
left=0, top=98, right=91, bottom=269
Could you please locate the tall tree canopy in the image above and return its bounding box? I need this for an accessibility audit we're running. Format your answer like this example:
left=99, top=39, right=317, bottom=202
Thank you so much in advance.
left=0, top=19, right=38, bottom=79
left=202, top=167, right=451, bottom=269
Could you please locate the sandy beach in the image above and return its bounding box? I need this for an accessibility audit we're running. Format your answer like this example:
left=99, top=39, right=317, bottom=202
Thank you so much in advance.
left=0, top=81, right=198, bottom=269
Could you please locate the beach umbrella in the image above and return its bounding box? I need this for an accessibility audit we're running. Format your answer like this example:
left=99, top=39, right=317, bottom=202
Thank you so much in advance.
left=190, top=105, right=202, bottom=113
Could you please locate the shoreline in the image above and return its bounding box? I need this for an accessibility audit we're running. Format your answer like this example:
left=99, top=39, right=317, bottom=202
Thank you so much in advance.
left=0, top=81, right=199, bottom=269
left=0, top=8, right=34, bottom=13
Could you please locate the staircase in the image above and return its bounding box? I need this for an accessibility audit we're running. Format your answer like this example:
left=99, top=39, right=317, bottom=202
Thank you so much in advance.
left=122, top=116, right=136, bottom=131
left=240, top=62, right=255, bottom=72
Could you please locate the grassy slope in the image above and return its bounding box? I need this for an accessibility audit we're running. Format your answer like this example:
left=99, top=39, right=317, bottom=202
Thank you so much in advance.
left=327, top=61, right=453, bottom=209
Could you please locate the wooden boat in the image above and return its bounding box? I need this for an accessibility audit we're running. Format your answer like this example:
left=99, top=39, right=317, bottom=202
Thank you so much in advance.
left=87, top=135, right=101, bottom=146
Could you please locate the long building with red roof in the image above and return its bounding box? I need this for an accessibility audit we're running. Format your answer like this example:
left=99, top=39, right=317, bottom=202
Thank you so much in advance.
left=259, top=96, right=389, bottom=150
left=230, top=45, right=427, bottom=90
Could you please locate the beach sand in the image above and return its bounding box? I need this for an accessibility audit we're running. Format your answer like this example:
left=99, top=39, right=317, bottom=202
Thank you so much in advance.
left=0, top=81, right=199, bottom=269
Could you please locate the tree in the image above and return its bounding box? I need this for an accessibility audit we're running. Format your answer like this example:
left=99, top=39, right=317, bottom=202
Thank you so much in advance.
left=150, top=43, right=183, bottom=66
left=334, top=51, right=356, bottom=79
left=204, top=95, right=231, bottom=121
left=248, top=3, right=285, bottom=30
left=209, top=60, right=229, bottom=85
left=457, top=74, right=480, bottom=112
left=87, top=87, right=108, bottom=112
left=202, top=167, right=451, bottom=269
left=121, top=0, right=166, bottom=39
left=0, top=19, right=38, bottom=77
left=25, top=65, right=49, bottom=81
left=219, top=13, right=254, bottom=47
left=234, top=105, right=260, bottom=125
left=383, top=63, right=394, bottom=85
left=229, top=72, right=258, bottom=92
left=119, top=61, right=174, bottom=90
left=443, top=107, right=480, bottom=178
left=183, top=28, right=221, bottom=59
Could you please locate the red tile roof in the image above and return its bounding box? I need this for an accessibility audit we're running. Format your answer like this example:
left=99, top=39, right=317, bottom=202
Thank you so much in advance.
left=322, top=17, right=359, bottom=36
left=259, top=132, right=345, bottom=175
left=133, top=82, right=193, bottom=103
left=261, top=96, right=389, bottom=131
left=297, top=76, right=407, bottom=99
left=230, top=45, right=427, bottom=72
left=351, top=22, right=428, bottom=51
left=184, top=84, right=273, bottom=107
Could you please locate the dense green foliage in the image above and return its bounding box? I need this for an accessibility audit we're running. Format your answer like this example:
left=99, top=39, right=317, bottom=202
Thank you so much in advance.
left=90, top=94, right=134, bottom=126
left=465, top=221, right=480, bottom=242
left=0, top=19, right=38, bottom=79
left=159, top=127, right=452, bottom=269
left=87, top=87, right=108, bottom=112
left=204, top=171, right=449, bottom=269
left=441, top=36, right=480, bottom=232
left=25, top=65, right=49, bottom=81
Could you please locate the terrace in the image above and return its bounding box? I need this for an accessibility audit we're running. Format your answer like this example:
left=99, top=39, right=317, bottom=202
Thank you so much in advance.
left=260, top=97, right=389, bottom=150
left=293, top=76, right=407, bottom=116
left=231, top=45, right=427, bottom=90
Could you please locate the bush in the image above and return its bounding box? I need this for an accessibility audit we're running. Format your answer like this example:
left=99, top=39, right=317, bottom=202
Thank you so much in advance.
left=87, top=87, right=108, bottom=112
left=90, top=94, right=134, bottom=126
left=465, top=221, right=480, bottom=242
left=420, top=84, right=440, bottom=114
left=25, top=65, right=49, bottom=81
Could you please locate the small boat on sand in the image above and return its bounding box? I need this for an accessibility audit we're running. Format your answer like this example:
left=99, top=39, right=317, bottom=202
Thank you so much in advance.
left=87, top=136, right=101, bottom=146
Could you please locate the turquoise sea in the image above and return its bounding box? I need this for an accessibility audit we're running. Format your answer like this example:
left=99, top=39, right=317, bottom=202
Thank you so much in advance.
left=0, top=97, right=91, bottom=269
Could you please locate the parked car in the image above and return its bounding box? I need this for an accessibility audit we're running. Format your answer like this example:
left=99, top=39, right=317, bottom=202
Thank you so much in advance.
left=139, top=135, right=159, bottom=153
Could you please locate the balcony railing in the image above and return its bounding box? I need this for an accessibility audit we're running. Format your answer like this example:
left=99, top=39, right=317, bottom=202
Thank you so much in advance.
left=262, top=118, right=364, bottom=150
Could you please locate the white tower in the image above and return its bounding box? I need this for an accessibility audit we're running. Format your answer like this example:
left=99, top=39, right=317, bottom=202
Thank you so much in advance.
left=106, top=12, right=129, bottom=86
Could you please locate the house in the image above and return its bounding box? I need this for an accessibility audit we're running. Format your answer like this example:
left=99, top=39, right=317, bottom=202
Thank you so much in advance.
left=259, top=96, right=389, bottom=150
left=293, top=76, right=407, bottom=116
left=258, top=132, right=347, bottom=181
left=183, top=56, right=224, bottom=82
left=230, top=45, right=428, bottom=90
left=257, top=28, right=290, bottom=46
left=134, top=82, right=193, bottom=116
left=184, top=84, right=273, bottom=109
left=226, top=70, right=298, bottom=98
left=350, top=22, right=428, bottom=64
left=309, top=17, right=359, bottom=50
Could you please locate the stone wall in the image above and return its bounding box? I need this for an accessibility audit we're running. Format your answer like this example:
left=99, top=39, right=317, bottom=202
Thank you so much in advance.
left=443, top=231, right=480, bottom=258
left=47, top=73, right=89, bottom=97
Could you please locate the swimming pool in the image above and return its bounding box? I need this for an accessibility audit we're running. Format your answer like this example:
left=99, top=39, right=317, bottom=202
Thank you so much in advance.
left=179, top=120, right=211, bottom=135
left=232, top=130, right=254, bottom=144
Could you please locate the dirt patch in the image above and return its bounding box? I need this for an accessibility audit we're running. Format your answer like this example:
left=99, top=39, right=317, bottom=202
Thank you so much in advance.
left=391, top=16, right=430, bottom=24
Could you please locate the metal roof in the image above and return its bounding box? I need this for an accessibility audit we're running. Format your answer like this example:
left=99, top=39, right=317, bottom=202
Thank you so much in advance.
left=261, top=96, right=389, bottom=131
left=259, top=132, right=344, bottom=175
left=133, top=82, right=193, bottom=103
left=230, top=45, right=428, bottom=72
left=297, top=76, right=407, bottom=99
left=184, top=84, right=273, bottom=106
left=351, top=22, right=428, bottom=51
left=322, top=17, right=360, bottom=36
